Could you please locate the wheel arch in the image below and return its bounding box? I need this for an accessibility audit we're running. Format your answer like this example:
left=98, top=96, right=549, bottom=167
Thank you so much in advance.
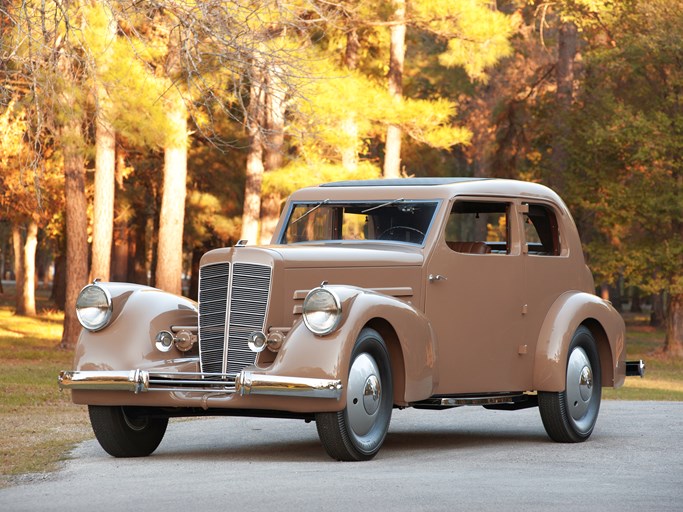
left=365, top=317, right=407, bottom=406
left=533, top=291, right=626, bottom=392
left=581, top=318, right=615, bottom=392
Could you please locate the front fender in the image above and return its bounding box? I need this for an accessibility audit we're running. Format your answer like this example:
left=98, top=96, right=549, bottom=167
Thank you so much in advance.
left=266, top=285, right=437, bottom=405
left=533, top=291, right=626, bottom=392
left=73, top=282, right=198, bottom=373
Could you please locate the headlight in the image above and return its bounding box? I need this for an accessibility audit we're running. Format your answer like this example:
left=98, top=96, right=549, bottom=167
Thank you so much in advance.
left=302, top=287, right=341, bottom=336
left=76, top=284, right=113, bottom=332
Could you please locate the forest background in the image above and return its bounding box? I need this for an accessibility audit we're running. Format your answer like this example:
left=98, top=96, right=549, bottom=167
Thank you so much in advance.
left=0, top=0, right=681, bottom=356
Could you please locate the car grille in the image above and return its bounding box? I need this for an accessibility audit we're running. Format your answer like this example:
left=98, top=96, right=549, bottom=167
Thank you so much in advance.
left=198, top=262, right=272, bottom=376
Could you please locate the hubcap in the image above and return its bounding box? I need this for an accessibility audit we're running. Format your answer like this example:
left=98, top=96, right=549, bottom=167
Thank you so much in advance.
left=347, top=353, right=382, bottom=437
left=363, top=374, right=381, bottom=415
left=566, top=347, right=593, bottom=421
left=579, top=365, right=593, bottom=401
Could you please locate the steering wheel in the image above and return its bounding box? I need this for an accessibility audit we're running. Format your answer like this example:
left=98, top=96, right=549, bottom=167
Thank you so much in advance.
left=378, top=225, right=425, bottom=243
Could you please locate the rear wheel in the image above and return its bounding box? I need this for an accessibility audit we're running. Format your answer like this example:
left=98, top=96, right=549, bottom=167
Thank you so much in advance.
left=88, top=405, right=168, bottom=457
left=316, top=328, right=393, bottom=461
left=539, top=326, right=602, bottom=443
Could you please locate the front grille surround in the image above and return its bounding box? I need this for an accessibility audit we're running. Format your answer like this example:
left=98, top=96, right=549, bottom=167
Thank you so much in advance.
left=198, top=261, right=272, bottom=377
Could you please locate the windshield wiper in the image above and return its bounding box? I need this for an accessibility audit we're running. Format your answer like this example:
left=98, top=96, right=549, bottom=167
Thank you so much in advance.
left=291, top=199, right=329, bottom=224
left=361, top=198, right=404, bottom=214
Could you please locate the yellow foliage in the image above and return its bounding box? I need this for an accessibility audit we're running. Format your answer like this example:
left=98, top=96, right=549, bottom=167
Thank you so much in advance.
left=0, top=100, right=28, bottom=163
left=287, top=48, right=471, bottom=163
left=262, top=161, right=381, bottom=196
left=410, top=0, right=515, bottom=81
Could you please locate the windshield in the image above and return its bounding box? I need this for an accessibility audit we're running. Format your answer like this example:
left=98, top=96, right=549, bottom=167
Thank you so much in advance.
left=279, top=200, right=439, bottom=245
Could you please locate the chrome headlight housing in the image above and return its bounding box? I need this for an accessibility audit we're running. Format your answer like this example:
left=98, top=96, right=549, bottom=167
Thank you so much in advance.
left=302, top=287, right=342, bottom=336
left=76, top=283, right=113, bottom=332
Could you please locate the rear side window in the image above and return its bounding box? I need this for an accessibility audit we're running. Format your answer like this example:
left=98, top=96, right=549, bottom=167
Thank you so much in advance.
left=523, top=203, right=561, bottom=256
left=445, top=201, right=510, bottom=254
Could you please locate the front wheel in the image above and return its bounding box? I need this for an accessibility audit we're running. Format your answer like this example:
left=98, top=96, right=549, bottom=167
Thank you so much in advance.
left=539, top=325, right=602, bottom=443
left=88, top=405, right=168, bottom=457
left=316, top=328, right=393, bottom=461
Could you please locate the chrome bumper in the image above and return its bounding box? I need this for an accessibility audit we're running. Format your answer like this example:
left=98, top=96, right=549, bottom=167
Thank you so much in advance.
left=58, top=370, right=342, bottom=400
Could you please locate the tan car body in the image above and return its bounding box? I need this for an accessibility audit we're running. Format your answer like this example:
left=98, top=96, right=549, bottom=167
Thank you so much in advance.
left=64, top=178, right=627, bottom=418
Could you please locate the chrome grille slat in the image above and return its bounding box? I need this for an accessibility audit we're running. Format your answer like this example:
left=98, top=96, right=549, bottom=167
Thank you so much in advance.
left=198, top=263, right=230, bottom=375
left=198, top=260, right=272, bottom=378
left=225, top=262, right=272, bottom=374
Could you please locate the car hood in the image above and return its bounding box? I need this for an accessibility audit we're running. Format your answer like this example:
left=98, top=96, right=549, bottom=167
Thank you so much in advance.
left=259, top=243, right=424, bottom=269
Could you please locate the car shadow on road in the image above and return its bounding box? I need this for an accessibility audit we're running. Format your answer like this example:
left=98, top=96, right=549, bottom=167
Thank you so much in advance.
left=151, top=438, right=326, bottom=462
left=383, top=428, right=549, bottom=454
left=144, top=421, right=549, bottom=463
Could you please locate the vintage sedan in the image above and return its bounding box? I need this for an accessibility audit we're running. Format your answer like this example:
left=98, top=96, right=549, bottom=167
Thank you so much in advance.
left=59, top=178, right=644, bottom=461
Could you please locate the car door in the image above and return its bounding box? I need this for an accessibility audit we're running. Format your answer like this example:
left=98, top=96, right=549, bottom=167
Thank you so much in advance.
left=424, top=197, right=529, bottom=394
left=521, top=201, right=575, bottom=347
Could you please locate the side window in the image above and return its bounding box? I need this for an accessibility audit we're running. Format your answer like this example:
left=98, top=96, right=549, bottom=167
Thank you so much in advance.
left=523, top=203, right=561, bottom=256
left=445, top=201, right=510, bottom=254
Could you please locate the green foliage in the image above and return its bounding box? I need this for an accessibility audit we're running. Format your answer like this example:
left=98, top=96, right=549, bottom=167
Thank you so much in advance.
left=563, top=0, right=683, bottom=295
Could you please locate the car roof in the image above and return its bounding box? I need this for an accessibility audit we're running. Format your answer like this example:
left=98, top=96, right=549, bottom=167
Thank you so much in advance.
left=320, top=178, right=488, bottom=188
left=288, top=177, right=564, bottom=207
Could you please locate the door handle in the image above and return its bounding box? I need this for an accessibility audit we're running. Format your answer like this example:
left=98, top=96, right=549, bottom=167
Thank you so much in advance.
left=428, top=274, right=447, bottom=282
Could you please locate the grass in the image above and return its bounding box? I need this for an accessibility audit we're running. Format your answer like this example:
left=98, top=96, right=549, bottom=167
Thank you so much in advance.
left=0, top=283, right=681, bottom=487
left=0, top=284, right=90, bottom=489
left=603, top=313, right=683, bottom=401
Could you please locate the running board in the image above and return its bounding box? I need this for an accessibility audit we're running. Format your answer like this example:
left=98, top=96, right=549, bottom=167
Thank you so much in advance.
left=411, top=393, right=538, bottom=411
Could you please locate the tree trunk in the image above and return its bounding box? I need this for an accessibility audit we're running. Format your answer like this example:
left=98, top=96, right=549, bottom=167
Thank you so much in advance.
left=90, top=11, right=117, bottom=283
left=383, top=0, right=406, bottom=179
left=612, top=278, right=624, bottom=313
left=260, top=69, right=287, bottom=245
left=90, top=103, right=116, bottom=282
left=150, top=205, right=159, bottom=288
left=263, top=78, right=285, bottom=173
left=60, top=118, right=89, bottom=349
left=51, top=250, right=66, bottom=310
left=111, top=154, right=129, bottom=282
left=12, top=223, right=25, bottom=315
left=110, top=219, right=128, bottom=282
left=259, top=194, right=281, bottom=244
left=10, top=219, right=40, bottom=314
left=663, top=293, right=683, bottom=357
left=650, top=292, right=665, bottom=327
left=630, top=287, right=642, bottom=313
left=128, top=213, right=149, bottom=284
left=0, top=236, right=6, bottom=291
left=241, top=63, right=266, bottom=244
left=155, top=94, right=188, bottom=295
left=21, top=220, right=37, bottom=316
left=548, top=21, right=577, bottom=195
left=242, top=136, right=264, bottom=244
left=341, top=29, right=361, bottom=171
left=344, top=28, right=361, bottom=71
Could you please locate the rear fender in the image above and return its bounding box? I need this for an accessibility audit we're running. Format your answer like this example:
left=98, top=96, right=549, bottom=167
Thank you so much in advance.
left=533, top=291, right=626, bottom=392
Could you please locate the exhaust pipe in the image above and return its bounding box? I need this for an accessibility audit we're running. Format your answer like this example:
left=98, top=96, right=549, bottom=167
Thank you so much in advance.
left=625, top=360, right=645, bottom=378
